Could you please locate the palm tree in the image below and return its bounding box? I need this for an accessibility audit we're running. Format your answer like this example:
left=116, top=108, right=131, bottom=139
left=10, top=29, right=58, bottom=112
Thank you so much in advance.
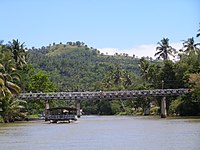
left=155, top=38, right=176, bottom=60
left=197, top=23, right=200, bottom=37
left=1, top=97, right=27, bottom=123
left=0, top=45, right=23, bottom=123
left=147, top=64, right=161, bottom=84
left=0, top=53, right=21, bottom=99
left=182, top=37, right=200, bottom=55
left=0, top=67, right=21, bottom=98
left=7, top=39, right=27, bottom=69
left=122, top=70, right=132, bottom=89
left=111, top=65, right=123, bottom=86
left=103, top=66, right=120, bottom=87
left=138, top=58, right=150, bottom=82
left=103, top=77, right=113, bottom=90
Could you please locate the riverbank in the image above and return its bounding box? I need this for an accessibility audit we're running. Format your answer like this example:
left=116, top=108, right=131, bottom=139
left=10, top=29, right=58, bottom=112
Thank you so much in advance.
left=1, top=114, right=200, bottom=124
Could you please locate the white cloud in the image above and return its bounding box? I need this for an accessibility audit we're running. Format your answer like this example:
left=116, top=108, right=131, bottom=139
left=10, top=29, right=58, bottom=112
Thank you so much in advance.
left=98, top=42, right=183, bottom=59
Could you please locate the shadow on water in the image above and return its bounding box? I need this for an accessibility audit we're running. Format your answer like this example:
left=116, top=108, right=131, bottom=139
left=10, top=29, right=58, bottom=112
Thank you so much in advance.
left=166, top=116, right=200, bottom=123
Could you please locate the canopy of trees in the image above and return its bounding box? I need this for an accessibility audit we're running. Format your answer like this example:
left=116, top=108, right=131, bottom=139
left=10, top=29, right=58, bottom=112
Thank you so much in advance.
left=1, top=24, right=200, bottom=122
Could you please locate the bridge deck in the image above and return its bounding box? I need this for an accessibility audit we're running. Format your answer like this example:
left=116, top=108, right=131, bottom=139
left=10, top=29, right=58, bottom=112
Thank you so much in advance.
left=19, top=89, right=190, bottom=100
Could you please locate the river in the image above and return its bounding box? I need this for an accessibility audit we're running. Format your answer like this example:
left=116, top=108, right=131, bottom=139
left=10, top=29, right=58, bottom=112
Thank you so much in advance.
left=0, top=116, right=200, bottom=150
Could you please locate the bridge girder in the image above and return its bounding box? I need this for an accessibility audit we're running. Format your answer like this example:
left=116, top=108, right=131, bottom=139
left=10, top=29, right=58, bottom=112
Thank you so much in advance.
left=18, top=89, right=190, bottom=101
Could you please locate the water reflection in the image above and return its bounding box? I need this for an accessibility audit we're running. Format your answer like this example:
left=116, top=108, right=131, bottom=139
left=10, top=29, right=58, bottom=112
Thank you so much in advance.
left=0, top=116, right=200, bottom=150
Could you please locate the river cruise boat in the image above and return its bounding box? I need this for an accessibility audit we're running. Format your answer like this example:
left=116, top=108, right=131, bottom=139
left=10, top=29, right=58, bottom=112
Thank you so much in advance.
left=45, top=107, right=77, bottom=123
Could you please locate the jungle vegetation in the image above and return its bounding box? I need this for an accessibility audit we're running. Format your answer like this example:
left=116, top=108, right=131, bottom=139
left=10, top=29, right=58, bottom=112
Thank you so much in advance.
left=0, top=25, right=200, bottom=122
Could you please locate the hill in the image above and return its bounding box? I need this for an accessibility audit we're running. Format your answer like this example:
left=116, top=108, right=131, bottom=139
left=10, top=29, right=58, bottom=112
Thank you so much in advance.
left=27, top=42, right=144, bottom=91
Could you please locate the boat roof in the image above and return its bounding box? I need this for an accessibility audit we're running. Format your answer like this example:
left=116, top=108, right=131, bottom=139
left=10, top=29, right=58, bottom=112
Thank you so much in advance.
left=47, top=107, right=77, bottom=111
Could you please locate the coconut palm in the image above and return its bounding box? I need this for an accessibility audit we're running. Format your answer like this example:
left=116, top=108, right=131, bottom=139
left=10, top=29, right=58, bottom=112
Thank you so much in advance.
left=103, top=77, right=113, bottom=90
left=155, top=38, right=176, bottom=60
left=0, top=67, right=21, bottom=98
left=1, top=97, right=27, bottom=123
left=0, top=51, right=22, bottom=122
left=7, top=39, right=27, bottom=69
left=147, top=64, right=161, bottom=84
left=111, top=65, right=123, bottom=86
left=182, top=37, right=200, bottom=55
left=0, top=53, right=21, bottom=98
left=122, top=70, right=132, bottom=88
left=138, top=58, right=150, bottom=82
left=197, top=23, right=200, bottom=38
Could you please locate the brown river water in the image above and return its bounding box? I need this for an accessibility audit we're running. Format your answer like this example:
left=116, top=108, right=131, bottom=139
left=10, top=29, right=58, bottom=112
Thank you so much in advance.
left=0, top=116, right=200, bottom=150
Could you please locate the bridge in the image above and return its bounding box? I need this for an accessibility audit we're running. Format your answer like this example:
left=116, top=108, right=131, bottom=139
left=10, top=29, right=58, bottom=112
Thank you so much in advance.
left=19, top=89, right=189, bottom=100
left=19, top=89, right=190, bottom=118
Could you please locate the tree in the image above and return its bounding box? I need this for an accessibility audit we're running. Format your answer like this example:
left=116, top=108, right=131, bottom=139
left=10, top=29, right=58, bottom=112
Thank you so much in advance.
left=188, top=73, right=200, bottom=114
left=148, top=64, right=160, bottom=83
left=102, top=65, right=125, bottom=91
left=155, top=38, right=176, bottom=60
left=159, top=60, right=177, bottom=89
left=1, top=97, right=27, bottom=123
left=174, top=61, right=188, bottom=88
left=112, top=65, right=123, bottom=86
left=27, top=71, right=55, bottom=115
left=76, top=41, right=81, bottom=46
left=179, top=46, right=200, bottom=73
left=98, top=65, right=139, bottom=114
left=29, top=71, right=55, bottom=92
left=17, top=64, right=35, bottom=92
left=189, top=73, right=200, bottom=103
left=177, top=73, right=200, bottom=116
left=0, top=53, right=21, bottom=98
left=7, top=39, right=27, bottom=69
left=138, top=58, right=161, bottom=88
left=67, top=42, right=72, bottom=45
left=138, top=57, right=150, bottom=83
left=0, top=45, right=25, bottom=123
left=122, top=70, right=133, bottom=89
left=181, top=37, right=199, bottom=55
left=197, top=23, right=200, bottom=37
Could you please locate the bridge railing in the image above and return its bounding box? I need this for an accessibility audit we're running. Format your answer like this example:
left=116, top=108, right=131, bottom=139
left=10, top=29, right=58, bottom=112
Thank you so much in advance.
left=18, top=89, right=190, bottom=101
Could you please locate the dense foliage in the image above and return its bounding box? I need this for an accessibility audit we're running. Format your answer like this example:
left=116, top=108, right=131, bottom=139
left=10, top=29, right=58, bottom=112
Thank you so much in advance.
left=0, top=40, right=27, bottom=122
left=0, top=25, right=200, bottom=122
left=27, top=43, right=141, bottom=92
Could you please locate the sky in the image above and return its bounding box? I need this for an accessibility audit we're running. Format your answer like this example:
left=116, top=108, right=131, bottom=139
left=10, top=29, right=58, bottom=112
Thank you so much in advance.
left=1, top=0, right=200, bottom=58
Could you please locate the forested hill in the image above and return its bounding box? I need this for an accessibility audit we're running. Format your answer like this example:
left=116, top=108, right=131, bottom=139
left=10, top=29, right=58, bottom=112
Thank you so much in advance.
left=1, top=38, right=200, bottom=118
left=27, top=42, right=145, bottom=91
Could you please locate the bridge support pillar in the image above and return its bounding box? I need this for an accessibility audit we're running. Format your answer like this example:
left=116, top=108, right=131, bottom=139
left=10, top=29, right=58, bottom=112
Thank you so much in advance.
left=45, top=100, right=50, bottom=121
left=75, top=100, right=81, bottom=118
left=144, top=107, right=150, bottom=116
left=161, top=96, right=167, bottom=118
left=144, top=97, right=150, bottom=116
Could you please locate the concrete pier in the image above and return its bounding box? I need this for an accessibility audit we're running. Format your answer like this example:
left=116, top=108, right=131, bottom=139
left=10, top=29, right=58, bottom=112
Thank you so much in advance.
left=75, top=100, right=81, bottom=118
left=45, top=100, right=50, bottom=121
left=161, top=96, right=167, bottom=118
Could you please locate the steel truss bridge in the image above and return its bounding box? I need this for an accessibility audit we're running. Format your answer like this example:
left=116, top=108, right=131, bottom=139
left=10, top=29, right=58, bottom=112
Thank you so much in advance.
left=19, top=89, right=190, bottom=118
left=19, top=89, right=189, bottom=101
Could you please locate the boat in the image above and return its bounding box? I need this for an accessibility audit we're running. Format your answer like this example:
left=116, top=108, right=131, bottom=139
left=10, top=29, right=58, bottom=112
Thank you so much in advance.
left=45, top=107, right=77, bottom=123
